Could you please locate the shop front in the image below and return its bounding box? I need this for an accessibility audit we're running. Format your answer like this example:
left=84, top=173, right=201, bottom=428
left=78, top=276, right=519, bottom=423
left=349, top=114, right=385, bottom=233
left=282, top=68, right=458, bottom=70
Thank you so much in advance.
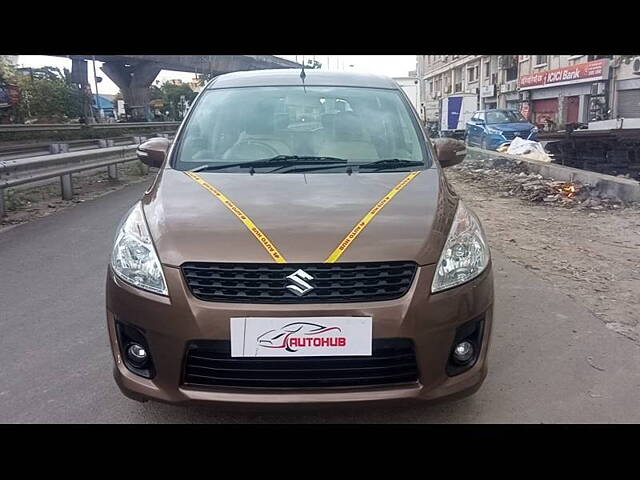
left=519, top=59, right=610, bottom=130
left=617, top=78, right=640, bottom=119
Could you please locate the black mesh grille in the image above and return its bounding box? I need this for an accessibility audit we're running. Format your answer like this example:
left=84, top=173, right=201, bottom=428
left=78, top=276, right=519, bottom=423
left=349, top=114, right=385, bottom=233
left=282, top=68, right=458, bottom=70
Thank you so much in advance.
left=181, top=261, right=417, bottom=303
left=182, top=339, right=419, bottom=390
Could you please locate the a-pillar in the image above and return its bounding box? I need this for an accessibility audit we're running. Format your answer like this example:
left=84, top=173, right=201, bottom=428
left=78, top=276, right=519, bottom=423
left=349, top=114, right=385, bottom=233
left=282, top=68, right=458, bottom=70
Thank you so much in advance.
left=101, top=61, right=161, bottom=121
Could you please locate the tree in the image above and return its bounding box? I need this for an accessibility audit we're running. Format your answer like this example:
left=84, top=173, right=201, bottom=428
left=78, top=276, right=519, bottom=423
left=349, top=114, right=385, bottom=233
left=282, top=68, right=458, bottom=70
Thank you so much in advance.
left=158, top=81, right=197, bottom=120
left=7, top=65, right=82, bottom=122
left=0, top=56, right=18, bottom=83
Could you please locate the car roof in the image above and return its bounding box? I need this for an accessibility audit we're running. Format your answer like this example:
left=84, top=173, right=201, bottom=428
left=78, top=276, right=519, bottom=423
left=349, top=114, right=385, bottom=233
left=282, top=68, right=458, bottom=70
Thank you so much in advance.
left=206, top=69, right=399, bottom=90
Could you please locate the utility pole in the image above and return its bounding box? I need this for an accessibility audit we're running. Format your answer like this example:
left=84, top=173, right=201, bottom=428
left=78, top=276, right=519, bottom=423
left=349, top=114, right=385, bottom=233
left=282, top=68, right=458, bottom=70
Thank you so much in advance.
left=92, top=55, right=102, bottom=122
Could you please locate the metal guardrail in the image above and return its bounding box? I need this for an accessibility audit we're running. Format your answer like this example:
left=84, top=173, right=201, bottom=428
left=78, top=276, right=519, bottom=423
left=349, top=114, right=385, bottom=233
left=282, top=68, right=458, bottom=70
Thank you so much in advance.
left=0, top=134, right=169, bottom=218
left=0, top=132, right=176, bottom=161
left=0, top=121, right=181, bottom=133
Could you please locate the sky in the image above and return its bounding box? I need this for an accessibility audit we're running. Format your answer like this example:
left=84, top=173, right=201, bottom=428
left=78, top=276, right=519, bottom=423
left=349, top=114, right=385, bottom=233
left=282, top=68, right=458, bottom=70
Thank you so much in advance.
left=15, top=55, right=417, bottom=96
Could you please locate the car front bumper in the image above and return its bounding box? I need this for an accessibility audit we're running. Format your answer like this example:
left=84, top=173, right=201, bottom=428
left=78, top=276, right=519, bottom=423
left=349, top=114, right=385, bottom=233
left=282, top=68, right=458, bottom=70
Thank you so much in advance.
left=485, top=132, right=538, bottom=150
left=106, top=262, right=494, bottom=406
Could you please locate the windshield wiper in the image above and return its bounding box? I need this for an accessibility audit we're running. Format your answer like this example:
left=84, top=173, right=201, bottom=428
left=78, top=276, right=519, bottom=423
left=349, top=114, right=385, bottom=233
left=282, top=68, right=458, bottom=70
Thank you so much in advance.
left=271, top=163, right=354, bottom=174
left=189, top=155, right=347, bottom=173
left=356, top=158, right=424, bottom=171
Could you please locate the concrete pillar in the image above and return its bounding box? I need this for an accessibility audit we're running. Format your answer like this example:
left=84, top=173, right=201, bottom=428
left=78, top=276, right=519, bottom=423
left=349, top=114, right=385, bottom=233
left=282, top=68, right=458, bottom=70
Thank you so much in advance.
left=60, top=174, right=73, bottom=201
left=70, top=57, right=95, bottom=123
left=101, top=61, right=161, bottom=122
left=557, top=93, right=565, bottom=128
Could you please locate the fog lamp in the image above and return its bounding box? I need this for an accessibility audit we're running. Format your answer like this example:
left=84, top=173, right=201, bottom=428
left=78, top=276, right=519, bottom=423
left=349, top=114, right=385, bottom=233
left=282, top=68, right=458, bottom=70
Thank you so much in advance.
left=452, top=341, right=474, bottom=364
left=127, top=343, right=148, bottom=366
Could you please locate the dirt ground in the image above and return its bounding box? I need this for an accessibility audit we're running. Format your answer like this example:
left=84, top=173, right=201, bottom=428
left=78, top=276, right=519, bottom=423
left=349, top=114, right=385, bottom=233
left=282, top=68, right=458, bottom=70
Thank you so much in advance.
left=445, top=162, right=640, bottom=345
left=0, top=162, right=152, bottom=232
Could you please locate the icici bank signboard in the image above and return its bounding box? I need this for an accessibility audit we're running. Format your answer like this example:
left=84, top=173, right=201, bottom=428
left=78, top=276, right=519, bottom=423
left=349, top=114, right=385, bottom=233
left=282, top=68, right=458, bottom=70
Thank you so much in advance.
left=519, top=59, right=609, bottom=91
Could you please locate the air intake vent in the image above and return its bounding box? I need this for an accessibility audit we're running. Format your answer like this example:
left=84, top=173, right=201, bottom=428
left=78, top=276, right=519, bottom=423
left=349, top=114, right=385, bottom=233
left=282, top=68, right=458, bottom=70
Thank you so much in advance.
left=182, top=338, right=419, bottom=390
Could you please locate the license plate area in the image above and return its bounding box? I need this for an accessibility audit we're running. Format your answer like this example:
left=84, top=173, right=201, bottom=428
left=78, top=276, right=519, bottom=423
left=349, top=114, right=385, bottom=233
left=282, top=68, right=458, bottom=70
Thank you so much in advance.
left=230, top=317, right=372, bottom=357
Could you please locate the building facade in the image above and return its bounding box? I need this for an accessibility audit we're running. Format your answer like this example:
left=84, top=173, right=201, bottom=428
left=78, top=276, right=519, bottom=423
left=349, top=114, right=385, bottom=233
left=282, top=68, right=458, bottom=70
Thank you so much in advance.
left=517, top=55, right=612, bottom=129
left=417, top=55, right=519, bottom=124
left=613, top=57, right=640, bottom=119
left=416, top=54, right=640, bottom=131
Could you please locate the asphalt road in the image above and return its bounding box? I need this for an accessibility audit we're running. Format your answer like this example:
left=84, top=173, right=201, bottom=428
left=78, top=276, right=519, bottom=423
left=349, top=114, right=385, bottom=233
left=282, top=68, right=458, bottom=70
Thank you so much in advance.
left=1, top=181, right=639, bottom=423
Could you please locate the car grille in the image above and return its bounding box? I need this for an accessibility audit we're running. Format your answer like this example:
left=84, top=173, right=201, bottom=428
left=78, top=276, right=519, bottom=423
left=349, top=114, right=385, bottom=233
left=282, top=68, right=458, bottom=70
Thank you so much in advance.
left=502, top=131, right=529, bottom=140
left=182, top=339, right=419, bottom=390
left=181, top=261, right=418, bottom=303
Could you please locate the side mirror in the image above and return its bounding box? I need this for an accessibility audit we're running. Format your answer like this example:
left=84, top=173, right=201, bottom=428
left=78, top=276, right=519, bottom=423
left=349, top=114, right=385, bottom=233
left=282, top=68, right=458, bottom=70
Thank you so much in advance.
left=433, top=137, right=466, bottom=168
left=137, top=137, right=171, bottom=168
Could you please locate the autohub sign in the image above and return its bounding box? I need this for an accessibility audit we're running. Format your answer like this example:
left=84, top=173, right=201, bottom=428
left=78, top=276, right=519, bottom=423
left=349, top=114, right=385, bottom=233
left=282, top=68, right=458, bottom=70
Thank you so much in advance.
left=519, top=59, right=609, bottom=91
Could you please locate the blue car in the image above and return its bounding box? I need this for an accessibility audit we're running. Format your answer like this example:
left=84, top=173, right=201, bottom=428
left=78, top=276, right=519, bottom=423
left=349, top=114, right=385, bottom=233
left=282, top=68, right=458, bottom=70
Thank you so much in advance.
left=465, top=109, right=538, bottom=151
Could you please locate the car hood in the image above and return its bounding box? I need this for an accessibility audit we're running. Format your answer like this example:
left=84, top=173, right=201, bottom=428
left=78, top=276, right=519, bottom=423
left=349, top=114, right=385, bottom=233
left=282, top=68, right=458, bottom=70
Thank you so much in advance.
left=490, top=122, right=534, bottom=132
left=142, top=168, right=457, bottom=267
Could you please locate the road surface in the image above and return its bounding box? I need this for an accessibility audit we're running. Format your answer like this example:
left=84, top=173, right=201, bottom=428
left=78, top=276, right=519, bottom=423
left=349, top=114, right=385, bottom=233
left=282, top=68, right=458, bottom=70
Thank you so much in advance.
left=1, top=181, right=638, bottom=423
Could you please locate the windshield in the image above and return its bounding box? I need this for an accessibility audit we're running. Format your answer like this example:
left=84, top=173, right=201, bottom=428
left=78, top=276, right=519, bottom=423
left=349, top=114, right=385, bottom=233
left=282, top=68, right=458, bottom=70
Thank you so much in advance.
left=173, top=86, right=428, bottom=172
left=485, top=110, right=528, bottom=124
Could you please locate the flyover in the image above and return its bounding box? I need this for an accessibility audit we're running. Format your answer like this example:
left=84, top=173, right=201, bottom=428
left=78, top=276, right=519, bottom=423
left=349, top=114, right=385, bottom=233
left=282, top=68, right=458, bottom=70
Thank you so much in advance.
left=66, top=55, right=302, bottom=119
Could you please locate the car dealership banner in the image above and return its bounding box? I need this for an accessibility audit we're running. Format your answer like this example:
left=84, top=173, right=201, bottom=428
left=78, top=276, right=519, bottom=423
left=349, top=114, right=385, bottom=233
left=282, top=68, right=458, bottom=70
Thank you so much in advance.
left=519, top=59, right=609, bottom=91
left=230, top=317, right=373, bottom=357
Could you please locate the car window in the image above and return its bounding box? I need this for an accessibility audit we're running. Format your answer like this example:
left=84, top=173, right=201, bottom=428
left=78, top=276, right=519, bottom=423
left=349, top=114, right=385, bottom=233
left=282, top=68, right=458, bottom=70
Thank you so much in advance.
left=478, top=112, right=485, bottom=122
left=486, top=110, right=527, bottom=124
left=173, top=86, right=428, bottom=170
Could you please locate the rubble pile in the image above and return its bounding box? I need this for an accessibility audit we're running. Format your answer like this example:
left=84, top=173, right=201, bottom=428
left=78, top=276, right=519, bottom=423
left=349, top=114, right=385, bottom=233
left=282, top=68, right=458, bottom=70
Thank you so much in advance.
left=451, top=156, right=627, bottom=209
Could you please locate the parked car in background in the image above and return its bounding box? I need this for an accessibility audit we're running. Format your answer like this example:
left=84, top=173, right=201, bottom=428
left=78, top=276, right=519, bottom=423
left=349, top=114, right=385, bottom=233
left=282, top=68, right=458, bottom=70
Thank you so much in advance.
left=465, top=109, right=538, bottom=151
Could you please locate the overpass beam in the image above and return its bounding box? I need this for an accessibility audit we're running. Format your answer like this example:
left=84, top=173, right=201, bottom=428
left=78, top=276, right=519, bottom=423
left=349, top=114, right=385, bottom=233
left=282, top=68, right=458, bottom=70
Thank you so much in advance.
left=101, top=61, right=161, bottom=121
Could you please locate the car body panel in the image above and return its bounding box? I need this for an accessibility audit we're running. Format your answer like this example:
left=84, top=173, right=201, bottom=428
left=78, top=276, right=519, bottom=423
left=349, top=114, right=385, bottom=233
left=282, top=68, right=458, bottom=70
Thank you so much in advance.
left=106, top=259, right=493, bottom=405
left=143, top=167, right=456, bottom=267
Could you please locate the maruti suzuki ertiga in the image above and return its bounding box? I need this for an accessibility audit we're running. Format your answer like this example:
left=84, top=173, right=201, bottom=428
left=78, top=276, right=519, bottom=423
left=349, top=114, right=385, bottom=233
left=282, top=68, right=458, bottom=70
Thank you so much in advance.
left=106, top=69, right=493, bottom=405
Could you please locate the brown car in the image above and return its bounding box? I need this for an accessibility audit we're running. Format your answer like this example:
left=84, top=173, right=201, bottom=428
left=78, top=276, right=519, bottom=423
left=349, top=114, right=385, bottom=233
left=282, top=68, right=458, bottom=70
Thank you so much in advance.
left=106, top=69, right=493, bottom=406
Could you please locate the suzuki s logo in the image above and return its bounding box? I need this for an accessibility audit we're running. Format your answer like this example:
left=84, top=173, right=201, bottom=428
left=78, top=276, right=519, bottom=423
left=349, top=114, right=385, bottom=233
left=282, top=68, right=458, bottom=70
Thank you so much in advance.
left=285, top=269, right=315, bottom=296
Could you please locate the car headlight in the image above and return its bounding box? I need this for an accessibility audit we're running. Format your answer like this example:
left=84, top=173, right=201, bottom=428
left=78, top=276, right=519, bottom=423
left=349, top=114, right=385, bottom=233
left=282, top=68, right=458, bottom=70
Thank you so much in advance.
left=110, top=202, right=168, bottom=295
left=531, top=126, right=539, bottom=133
left=432, top=201, right=490, bottom=293
left=486, top=127, right=502, bottom=135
